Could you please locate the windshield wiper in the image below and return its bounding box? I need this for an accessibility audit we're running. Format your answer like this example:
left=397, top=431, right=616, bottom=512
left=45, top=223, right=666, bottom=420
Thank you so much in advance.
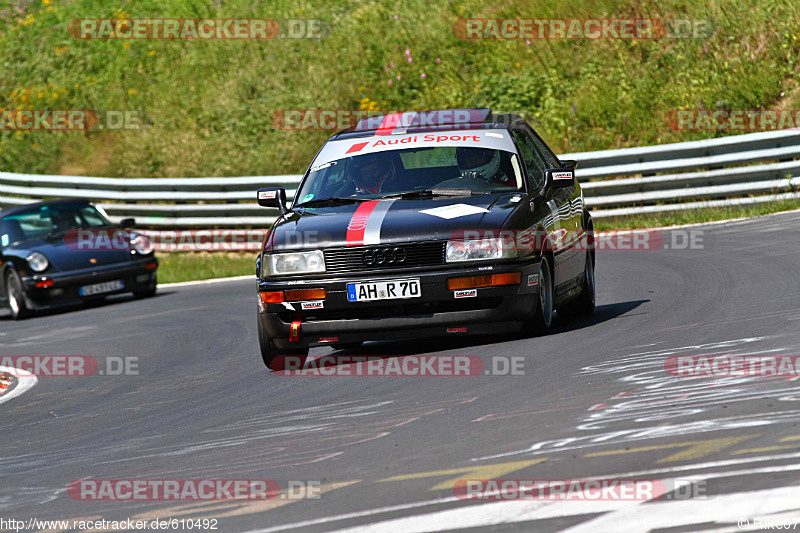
left=381, top=188, right=473, bottom=199
left=296, top=197, right=370, bottom=207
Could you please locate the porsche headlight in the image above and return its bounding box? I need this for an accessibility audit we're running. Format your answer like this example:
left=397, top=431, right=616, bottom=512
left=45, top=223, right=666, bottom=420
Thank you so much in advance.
left=130, top=233, right=154, bottom=255
left=446, top=237, right=518, bottom=262
left=263, top=250, right=325, bottom=276
left=27, top=252, right=49, bottom=272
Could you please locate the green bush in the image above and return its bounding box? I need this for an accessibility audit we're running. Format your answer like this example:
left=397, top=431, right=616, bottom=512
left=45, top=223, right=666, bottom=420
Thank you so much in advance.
left=1, top=0, right=799, bottom=177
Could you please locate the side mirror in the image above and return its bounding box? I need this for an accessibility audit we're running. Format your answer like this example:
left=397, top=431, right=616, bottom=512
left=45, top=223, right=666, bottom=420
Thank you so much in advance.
left=119, top=218, right=136, bottom=228
left=257, top=187, right=289, bottom=215
left=543, top=168, right=575, bottom=191
left=560, top=159, right=578, bottom=169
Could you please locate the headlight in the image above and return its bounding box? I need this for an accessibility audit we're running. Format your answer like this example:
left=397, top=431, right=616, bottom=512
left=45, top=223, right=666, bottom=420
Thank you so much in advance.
left=131, top=233, right=153, bottom=255
left=446, top=237, right=518, bottom=262
left=27, top=252, right=49, bottom=272
left=263, top=250, right=325, bottom=276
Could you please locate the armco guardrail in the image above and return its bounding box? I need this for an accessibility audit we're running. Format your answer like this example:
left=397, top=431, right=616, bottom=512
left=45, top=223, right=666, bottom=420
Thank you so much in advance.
left=2, top=129, right=800, bottom=224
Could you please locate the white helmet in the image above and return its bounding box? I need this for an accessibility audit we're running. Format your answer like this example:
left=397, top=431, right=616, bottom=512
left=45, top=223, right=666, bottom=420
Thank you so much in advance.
left=456, top=147, right=500, bottom=180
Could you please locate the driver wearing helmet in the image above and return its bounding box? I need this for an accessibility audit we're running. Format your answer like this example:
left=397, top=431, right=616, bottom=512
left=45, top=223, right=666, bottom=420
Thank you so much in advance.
left=456, top=147, right=513, bottom=186
left=350, top=153, right=396, bottom=194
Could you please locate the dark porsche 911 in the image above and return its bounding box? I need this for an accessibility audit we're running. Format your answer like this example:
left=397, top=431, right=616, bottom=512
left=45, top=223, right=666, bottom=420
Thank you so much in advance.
left=1, top=199, right=158, bottom=319
left=254, top=109, right=595, bottom=368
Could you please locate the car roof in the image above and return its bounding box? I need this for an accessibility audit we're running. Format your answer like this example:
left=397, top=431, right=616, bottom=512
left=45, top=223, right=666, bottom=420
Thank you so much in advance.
left=329, top=108, right=527, bottom=141
left=0, top=198, right=93, bottom=219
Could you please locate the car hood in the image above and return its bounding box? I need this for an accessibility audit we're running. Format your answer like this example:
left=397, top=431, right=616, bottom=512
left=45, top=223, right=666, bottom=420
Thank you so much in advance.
left=266, top=193, right=524, bottom=250
left=7, top=238, right=132, bottom=273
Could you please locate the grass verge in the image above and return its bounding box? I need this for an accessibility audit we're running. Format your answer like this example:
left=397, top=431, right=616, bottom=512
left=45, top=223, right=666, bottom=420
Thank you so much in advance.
left=156, top=251, right=256, bottom=284
left=594, top=199, right=800, bottom=230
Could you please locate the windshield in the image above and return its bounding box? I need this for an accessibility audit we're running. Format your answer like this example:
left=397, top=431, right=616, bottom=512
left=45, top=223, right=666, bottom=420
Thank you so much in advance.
left=295, top=146, right=524, bottom=205
left=1, top=203, right=113, bottom=247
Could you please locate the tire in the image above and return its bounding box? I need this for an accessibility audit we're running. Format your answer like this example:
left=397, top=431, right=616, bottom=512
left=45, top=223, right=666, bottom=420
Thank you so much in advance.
left=526, top=254, right=554, bottom=336
left=558, top=250, right=595, bottom=318
left=257, top=315, right=308, bottom=370
left=133, top=286, right=157, bottom=299
left=5, top=270, right=32, bottom=320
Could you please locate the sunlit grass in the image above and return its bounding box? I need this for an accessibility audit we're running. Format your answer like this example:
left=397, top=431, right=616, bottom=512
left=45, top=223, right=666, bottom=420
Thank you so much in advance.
left=156, top=251, right=256, bottom=283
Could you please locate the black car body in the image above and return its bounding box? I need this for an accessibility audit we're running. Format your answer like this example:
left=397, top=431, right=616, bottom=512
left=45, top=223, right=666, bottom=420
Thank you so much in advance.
left=0, top=199, right=158, bottom=318
left=255, top=109, right=595, bottom=368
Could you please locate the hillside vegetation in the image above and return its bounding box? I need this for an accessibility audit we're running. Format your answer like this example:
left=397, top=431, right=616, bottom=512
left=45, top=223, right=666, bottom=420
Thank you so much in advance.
left=1, top=0, right=799, bottom=178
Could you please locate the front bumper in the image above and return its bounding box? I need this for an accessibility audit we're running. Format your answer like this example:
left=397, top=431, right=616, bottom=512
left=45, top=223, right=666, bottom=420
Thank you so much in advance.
left=258, top=260, right=541, bottom=348
left=21, top=257, right=158, bottom=310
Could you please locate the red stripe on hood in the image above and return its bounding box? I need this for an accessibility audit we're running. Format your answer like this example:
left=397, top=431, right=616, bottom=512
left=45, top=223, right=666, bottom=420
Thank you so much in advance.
left=346, top=201, right=380, bottom=246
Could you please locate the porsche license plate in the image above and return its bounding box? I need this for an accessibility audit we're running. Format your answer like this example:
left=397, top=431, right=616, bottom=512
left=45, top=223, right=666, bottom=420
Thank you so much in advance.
left=79, top=279, right=124, bottom=296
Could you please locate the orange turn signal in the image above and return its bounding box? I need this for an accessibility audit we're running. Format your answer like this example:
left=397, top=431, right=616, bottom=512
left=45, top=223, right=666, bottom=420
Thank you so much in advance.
left=448, top=274, right=492, bottom=291
left=285, top=288, right=327, bottom=302
left=489, top=272, right=522, bottom=286
left=259, top=291, right=285, bottom=304
left=447, top=272, right=521, bottom=291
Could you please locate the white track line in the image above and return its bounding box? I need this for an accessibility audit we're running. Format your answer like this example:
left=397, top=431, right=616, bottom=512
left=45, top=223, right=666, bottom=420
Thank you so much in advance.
left=159, top=275, right=254, bottom=288
left=329, top=463, right=800, bottom=533
left=245, top=450, right=800, bottom=533
left=0, top=366, right=37, bottom=405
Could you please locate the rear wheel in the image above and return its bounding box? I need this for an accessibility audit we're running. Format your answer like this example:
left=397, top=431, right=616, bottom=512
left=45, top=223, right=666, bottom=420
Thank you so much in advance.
left=5, top=270, right=31, bottom=320
left=558, top=250, right=595, bottom=318
left=526, top=255, right=553, bottom=336
left=258, top=316, right=308, bottom=370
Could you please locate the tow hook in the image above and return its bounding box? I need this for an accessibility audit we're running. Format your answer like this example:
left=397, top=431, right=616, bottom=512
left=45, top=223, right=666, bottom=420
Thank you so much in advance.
left=289, top=320, right=301, bottom=342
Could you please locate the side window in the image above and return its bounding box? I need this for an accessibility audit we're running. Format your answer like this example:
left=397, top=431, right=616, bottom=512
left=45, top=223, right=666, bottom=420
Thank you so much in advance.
left=78, top=207, right=105, bottom=226
left=512, top=129, right=546, bottom=190
left=526, top=127, right=561, bottom=169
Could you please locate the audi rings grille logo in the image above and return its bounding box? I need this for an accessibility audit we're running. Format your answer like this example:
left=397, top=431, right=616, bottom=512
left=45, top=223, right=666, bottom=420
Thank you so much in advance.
left=362, top=247, right=407, bottom=266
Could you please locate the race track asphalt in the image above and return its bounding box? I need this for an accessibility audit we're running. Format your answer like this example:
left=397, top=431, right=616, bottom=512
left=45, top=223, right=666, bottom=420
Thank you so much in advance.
left=2, top=210, right=800, bottom=532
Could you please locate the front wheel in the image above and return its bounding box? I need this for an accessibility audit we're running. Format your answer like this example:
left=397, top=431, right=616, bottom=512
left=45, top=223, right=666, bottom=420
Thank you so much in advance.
left=133, top=286, right=157, bottom=299
left=6, top=270, right=32, bottom=320
left=526, top=255, right=554, bottom=336
left=257, top=316, right=308, bottom=370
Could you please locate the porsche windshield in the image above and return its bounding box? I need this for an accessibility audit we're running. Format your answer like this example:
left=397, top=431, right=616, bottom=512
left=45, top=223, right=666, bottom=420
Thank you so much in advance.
left=1, top=203, right=113, bottom=246
left=295, top=146, right=524, bottom=205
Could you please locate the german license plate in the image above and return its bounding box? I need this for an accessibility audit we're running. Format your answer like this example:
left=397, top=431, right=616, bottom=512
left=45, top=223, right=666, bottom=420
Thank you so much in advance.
left=347, top=279, right=421, bottom=302
left=79, top=279, right=124, bottom=296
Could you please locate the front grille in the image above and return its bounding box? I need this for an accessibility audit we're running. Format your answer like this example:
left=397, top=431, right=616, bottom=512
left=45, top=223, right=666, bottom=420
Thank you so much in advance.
left=324, top=242, right=446, bottom=274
